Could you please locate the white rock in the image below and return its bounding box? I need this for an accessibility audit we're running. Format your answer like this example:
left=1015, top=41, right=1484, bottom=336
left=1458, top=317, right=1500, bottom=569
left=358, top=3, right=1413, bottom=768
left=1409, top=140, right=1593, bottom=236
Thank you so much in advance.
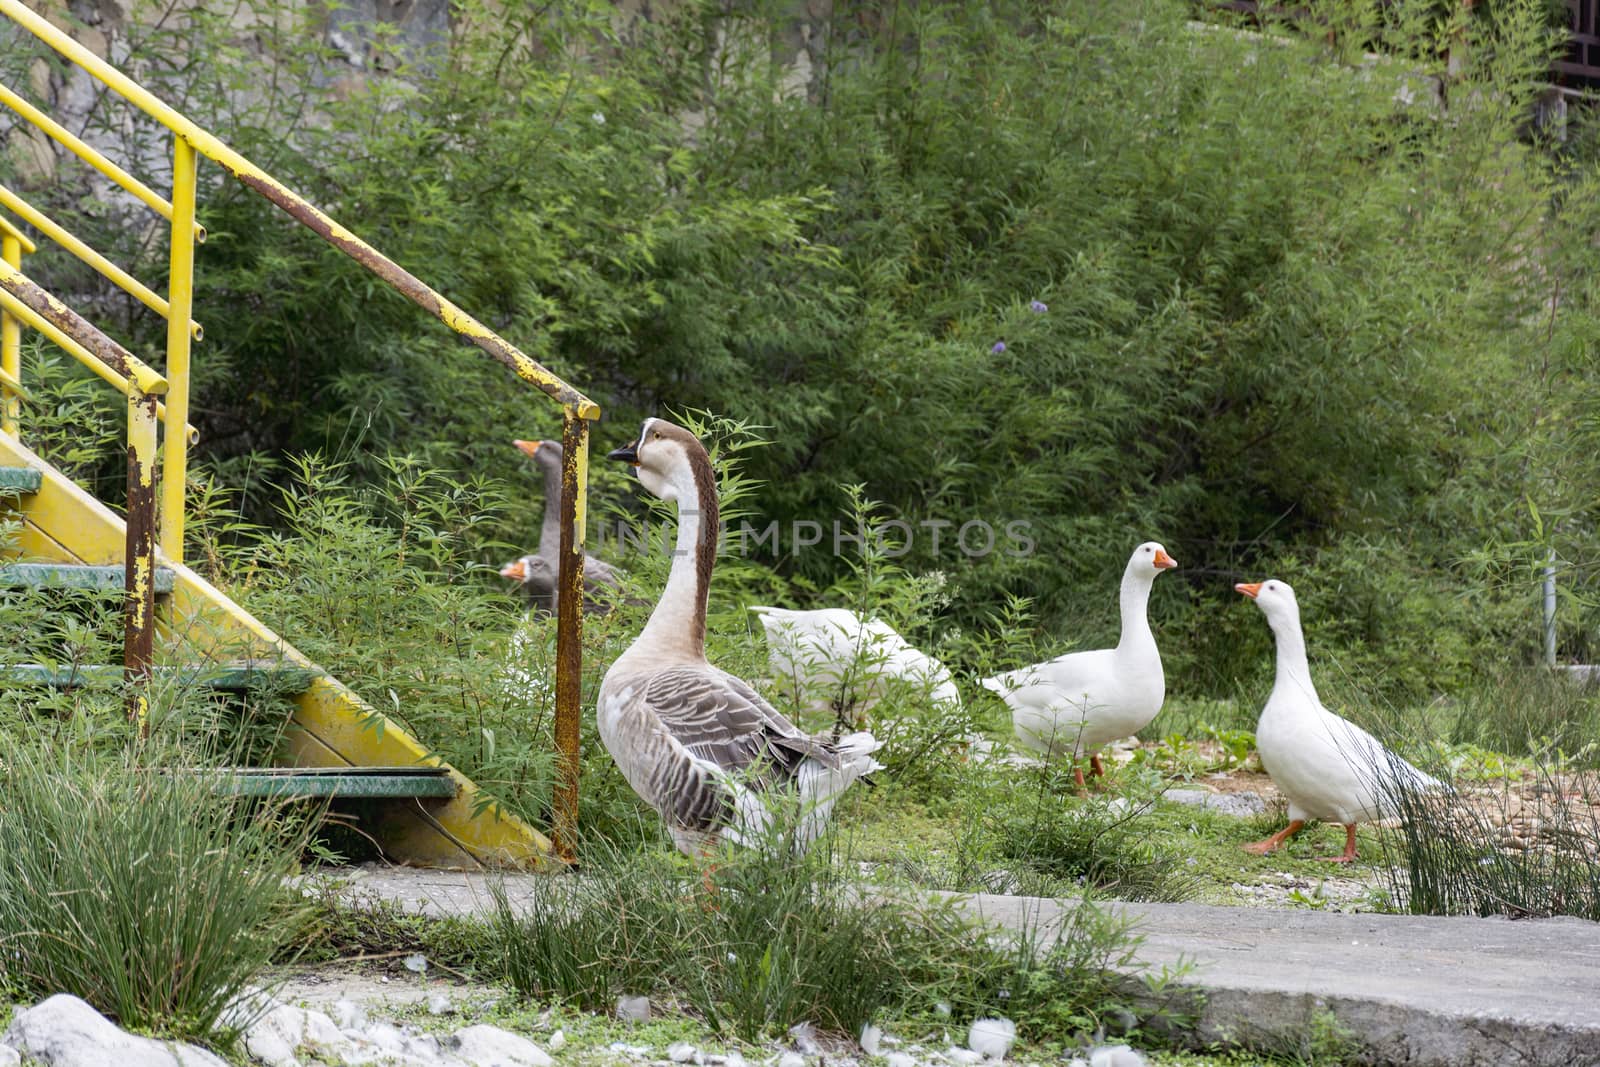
left=449, top=1024, right=555, bottom=1067
left=789, top=1022, right=821, bottom=1056
left=668, top=1042, right=699, bottom=1063
left=1088, top=1046, right=1145, bottom=1067
left=548, top=1030, right=567, bottom=1053
left=778, top=1053, right=807, bottom=1067
left=885, top=1055, right=917, bottom=1067
left=364, top=1022, right=410, bottom=1053
left=301, top=1009, right=352, bottom=1057
left=945, top=1048, right=984, bottom=1065
left=0, top=1046, right=18, bottom=1066
left=933, top=1002, right=952, bottom=1018
left=331, top=999, right=368, bottom=1031
left=617, top=995, right=652, bottom=1022
left=428, top=993, right=456, bottom=1015
left=968, top=1018, right=1015, bottom=1060
left=406, top=1032, right=443, bottom=1058
left=608, top=1043, right=651, bottom=1057
left=859, top=1025, right=882, bottom=1056
left=403, top=953, right=429, bottom=973
left=2, top=995, right=232, bottom=1067
left=243, top=1003, right=306, bottom=1067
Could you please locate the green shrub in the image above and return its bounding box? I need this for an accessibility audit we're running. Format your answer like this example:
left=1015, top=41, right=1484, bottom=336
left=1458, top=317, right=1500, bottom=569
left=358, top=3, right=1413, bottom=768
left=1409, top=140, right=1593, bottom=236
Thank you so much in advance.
left=0, top=741, right=313, bottom=1039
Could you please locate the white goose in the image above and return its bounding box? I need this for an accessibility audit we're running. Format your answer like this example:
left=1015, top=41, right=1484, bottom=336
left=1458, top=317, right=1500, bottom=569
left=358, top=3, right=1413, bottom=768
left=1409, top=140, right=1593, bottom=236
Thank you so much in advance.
left=1236, top=578, right=1442, bottom=862
left=598, top=418, right=883, bottom=856
left=748, top=606, right=961, bottom=716
left=980, top=542, right=1176, bottom=787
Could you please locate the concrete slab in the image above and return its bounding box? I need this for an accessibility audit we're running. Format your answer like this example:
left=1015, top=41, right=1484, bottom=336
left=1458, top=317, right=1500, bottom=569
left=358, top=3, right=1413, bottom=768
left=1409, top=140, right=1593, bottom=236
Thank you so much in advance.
left=318, top=866, right=1600, bottom=1067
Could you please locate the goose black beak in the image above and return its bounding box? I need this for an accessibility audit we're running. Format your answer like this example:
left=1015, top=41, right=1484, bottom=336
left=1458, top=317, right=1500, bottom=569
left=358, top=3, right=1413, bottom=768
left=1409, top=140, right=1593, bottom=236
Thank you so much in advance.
left=608, top=440, right=640, bottom=466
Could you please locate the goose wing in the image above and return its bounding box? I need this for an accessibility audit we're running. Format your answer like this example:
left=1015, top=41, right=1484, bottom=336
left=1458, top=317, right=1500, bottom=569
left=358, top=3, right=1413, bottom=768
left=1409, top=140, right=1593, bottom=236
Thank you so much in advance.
left=641, top=665, right=838, bottom=780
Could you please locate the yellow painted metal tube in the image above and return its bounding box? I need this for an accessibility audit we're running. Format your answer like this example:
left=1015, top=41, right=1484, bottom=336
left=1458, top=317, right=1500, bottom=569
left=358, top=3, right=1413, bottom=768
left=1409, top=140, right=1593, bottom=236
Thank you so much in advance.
left=1, top=233, right=20, bottom=435
left=0, top=215, right=37, bottom=255
left=0, top=287, right=194, bottom=441
left=0, top=79, right=205, bottom=244
left=160, top=135, right=197, bottom=563
left=0, top=183, right=202, bottom=342
left=0, top=0, right=596, bottom=420
left=551, top=404, right=589, bottom=862
left=0, top=259, right=165, bottom=397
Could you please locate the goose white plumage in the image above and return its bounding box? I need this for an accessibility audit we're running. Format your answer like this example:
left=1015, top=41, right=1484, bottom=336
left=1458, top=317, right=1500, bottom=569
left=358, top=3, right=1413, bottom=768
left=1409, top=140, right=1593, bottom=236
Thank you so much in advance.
left=1236, top=578, right=1443, bottom=862
left=748, top=605, right=961, bottom=716
left=980, top=541, right=1176, bottom=787
left=598, top=418, right=883, bottom=856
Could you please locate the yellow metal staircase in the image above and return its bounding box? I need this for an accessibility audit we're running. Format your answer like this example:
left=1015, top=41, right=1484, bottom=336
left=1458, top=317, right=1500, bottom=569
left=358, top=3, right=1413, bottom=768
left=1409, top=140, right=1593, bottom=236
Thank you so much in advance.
left=0, top=0, right=595, bottom=867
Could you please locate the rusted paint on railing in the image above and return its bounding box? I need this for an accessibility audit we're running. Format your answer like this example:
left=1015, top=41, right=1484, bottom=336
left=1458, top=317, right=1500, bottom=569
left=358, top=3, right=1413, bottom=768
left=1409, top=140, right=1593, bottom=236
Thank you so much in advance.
left=0, top=260, right=166, bottom=397
left=227, top=169, right=599, bottom=418
left=124, top=385, right=159, bottom=736
left=0, top=231, right=22, bottom=435
left=552, top=406, right=589, bottom=862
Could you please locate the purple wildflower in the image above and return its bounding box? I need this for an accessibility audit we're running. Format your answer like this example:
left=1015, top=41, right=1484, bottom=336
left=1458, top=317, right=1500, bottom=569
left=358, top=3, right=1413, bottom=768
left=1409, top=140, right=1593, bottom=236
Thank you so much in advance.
left=991, top=341, right=1007, bottom=354
left=1029, top=299, right=1048, bottom=313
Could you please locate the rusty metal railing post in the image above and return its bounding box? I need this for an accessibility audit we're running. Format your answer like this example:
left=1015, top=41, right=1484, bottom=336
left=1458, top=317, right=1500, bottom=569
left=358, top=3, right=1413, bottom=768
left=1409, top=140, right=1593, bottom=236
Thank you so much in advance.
left=552, top=405, right=589, bottom=862
left=124, top=382, right=159, bottom=736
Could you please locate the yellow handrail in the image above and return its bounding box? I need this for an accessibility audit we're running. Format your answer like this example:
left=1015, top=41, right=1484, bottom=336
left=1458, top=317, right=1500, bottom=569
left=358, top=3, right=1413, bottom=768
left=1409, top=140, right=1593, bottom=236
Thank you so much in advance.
left=0, top=182, right=202, bottom=343
left=0, top=81, right=205, bottom=243
left=0, top=0, right=597, bottom=860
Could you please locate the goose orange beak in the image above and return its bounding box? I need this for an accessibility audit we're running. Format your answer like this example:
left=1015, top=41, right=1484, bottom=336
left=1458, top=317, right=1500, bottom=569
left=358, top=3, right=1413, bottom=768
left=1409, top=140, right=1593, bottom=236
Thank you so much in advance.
left=1154, top=548, right=1177, bottom=569
left=500, top=560, right=528, bottom=581
left=513, top=439, right=541, bottom=458
left=1235, top=582, right=1262, bottom=599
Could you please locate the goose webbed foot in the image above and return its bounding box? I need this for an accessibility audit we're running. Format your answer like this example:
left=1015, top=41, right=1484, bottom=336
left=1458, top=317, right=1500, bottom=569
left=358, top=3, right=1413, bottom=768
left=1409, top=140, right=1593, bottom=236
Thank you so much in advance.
left=1243, top=818, right=1306, bottom=855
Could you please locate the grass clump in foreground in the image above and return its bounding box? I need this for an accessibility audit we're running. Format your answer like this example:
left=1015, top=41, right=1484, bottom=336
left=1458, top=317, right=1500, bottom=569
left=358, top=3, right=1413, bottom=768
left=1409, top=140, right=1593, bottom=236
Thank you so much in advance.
left=1381, top=756, right=1600, bottom=921
left=0, top=741, right=314, bottom=1040
left=487, top=815, right=1188, bottom=1044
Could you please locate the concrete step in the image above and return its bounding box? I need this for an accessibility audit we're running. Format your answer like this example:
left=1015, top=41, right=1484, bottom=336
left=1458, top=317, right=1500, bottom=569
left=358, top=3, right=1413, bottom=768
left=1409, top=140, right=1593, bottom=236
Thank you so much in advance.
left=0, top=661, right=321, bottom=692
left=0, top=465, right=41, bottom=495
left=0, top=562, right=175, bottom=593
left=195, top=766, right=457, bottom=799
left=319, top=871, right=1600, bottom=1067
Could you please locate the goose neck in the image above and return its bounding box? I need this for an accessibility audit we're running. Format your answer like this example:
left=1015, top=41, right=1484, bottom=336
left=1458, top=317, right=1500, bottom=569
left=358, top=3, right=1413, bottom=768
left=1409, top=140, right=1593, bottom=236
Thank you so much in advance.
left=1115, top=566, right=1156, bottom=656
left=537, top=460, right=562, bottom=558
left=634, top=457, right=719, bottom=661
left=1269, top=614, right=1318, bottom=702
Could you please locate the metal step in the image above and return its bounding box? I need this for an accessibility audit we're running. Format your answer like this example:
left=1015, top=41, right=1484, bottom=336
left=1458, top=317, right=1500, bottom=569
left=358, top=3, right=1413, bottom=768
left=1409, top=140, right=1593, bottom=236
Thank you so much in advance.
left=1, top=661, right=320, bottom=692
left=0, top=562, right=176, bottom=593
left=0, top=466, right=41, bottom=495
left=199, top=766, right=458, bottom=799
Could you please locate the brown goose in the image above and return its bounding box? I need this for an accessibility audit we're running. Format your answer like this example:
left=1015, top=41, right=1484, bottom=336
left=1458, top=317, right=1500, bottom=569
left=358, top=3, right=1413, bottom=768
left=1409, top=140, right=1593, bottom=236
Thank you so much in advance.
left=508, top=438, right=623, bottom=614
left=598, top=418, right=882, bottom=855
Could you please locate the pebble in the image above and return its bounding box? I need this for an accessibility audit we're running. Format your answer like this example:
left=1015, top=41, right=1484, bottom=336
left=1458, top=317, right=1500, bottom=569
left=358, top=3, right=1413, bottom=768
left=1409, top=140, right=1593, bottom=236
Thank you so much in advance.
left=945, top=1048, right=985, bottom=1065
left=886, top=1055, right=918, bottom=1067
left=860, top=1024, right=882, bottom=1056
left=789, top=1022, right=821, bottom=1055
left=403, top=954, right=429, bottom=974
left=448, top=1024, right=554, bottom=1067
left=778, top=1053, right=807, bottom=1067
left=668, top=1042, right=699, bottom=1063
left=427, top=993, right=455, bottom=1015
left=548, top=1030, right=567, bottom=1052
left=1089, top=1045, right=1146, bottom=1067
left=3, top=995, right=231, bottom=1067
left=617, top=995, right=652, bottom=1022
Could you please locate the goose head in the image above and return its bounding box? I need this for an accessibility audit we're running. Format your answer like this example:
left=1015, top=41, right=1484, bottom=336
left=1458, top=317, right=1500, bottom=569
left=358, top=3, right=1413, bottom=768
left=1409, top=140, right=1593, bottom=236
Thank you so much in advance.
left=512, top=438, right=563, bottom=476
left=1129, top=541, right=1178, bottom=580
left=499, top=553, right=553, bottom=586
left=1235, top=578, right=1302, bottom=630
left=607, top=418, right=711, bottom=504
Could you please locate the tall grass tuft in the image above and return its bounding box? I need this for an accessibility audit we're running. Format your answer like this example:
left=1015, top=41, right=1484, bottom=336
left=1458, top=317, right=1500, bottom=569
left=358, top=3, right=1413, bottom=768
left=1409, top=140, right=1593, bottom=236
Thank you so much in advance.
left=0, top=741, right=315, bottom=1039
left=488, top=817, right=1161, bottom=1041
left=985, top=767, right=1202, bottom=903
left=1379, top=754, right=1600, bottom=920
